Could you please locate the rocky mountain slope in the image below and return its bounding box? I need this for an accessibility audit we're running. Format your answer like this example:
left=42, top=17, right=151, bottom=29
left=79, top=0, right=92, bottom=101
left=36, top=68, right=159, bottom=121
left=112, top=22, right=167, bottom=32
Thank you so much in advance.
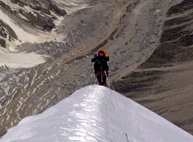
left=0, top=0, right=193, bottom=137
left=113, top=0, right=193, bottom=135
left=0, top=0, right=66, bottom=48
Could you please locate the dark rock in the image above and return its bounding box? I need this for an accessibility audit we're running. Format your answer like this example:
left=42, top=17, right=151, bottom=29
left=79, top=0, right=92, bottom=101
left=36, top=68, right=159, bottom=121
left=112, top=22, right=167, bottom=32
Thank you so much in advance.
left=0, top=38, right=6, bottom=48
left=10, top=0, right=27, bottom=7
left=140, top=0, right=193, bottom=68
left=167, top=0, right=193, bottom=17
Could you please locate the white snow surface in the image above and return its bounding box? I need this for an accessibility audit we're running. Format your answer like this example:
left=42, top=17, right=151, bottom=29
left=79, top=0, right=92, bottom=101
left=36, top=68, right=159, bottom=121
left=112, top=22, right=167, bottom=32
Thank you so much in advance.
left=1, top=85, right=193, bottom=142
left=0, top=8, right=58, bottom=47
left=52, top=0, right=90, bottom=15
left=0, top=49, right=48, bottom=68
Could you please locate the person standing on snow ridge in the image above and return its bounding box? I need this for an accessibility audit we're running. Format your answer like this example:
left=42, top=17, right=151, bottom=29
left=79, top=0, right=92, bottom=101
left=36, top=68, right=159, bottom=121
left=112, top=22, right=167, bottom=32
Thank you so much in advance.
left=91, top=49, right=109, bottom=86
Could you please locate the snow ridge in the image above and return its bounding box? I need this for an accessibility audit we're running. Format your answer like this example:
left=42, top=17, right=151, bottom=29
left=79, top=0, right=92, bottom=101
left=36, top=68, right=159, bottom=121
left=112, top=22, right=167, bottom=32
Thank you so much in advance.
left=1, top=85, right=193, bottom=142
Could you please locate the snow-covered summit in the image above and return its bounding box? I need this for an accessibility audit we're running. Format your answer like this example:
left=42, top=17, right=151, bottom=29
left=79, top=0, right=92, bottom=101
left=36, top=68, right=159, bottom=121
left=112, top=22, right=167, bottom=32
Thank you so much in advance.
left=1, top=85, right=192, bottom=142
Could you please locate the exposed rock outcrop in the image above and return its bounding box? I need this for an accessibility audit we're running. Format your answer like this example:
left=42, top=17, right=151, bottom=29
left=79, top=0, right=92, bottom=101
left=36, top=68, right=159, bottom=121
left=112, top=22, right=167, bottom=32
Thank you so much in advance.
left=113, top=0, right=193, bottom=135
left=140, top=0, right=193, bottom=68
left=0, top=0, right=66, bottom=48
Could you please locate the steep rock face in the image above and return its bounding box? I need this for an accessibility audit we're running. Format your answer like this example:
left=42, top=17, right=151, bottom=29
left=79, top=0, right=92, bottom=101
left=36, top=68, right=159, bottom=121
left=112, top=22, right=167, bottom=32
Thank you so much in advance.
left=141, top=0, right=193, bottom=67
left=0, top=0, right=66, bottom=48
left=113, top=0, right=193, bottom=135
left=0, top=20, right=18, bottom=47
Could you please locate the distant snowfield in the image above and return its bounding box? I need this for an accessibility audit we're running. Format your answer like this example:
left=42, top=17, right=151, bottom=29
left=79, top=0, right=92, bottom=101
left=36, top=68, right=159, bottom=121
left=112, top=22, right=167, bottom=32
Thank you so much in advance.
left=0, top=9, right=59, bottom=46
left=0, top=7, right=57, bottom=68
left=0, top=49, right=48, bottom=68
left=0, top=0, right=90, bottom=68
left=52, top=0, right=90, bottom=15
left=1, top=85, right=193, bottom=142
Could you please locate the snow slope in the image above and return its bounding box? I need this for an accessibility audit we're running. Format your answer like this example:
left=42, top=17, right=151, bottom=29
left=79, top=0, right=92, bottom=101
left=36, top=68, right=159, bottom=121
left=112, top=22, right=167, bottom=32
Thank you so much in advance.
left=0, top=49, right=48, bottom=68
left=1, top=85, right=193, bottom=142
left=0, top=0, right=90, bottom=68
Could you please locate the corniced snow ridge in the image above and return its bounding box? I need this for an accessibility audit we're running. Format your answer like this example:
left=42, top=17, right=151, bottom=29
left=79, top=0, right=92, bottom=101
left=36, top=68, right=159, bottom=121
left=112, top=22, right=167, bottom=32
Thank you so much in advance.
left=1, top=85, right=193, bottom=142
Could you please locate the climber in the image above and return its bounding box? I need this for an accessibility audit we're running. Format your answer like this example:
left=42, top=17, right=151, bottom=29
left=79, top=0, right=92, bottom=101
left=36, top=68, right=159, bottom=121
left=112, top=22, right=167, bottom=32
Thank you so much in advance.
left=91, top=49, right=109, bottom=86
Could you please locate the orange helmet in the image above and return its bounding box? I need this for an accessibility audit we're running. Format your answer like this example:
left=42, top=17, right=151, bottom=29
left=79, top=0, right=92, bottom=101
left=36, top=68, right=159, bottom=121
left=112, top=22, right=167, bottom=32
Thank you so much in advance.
left=98, top=49, right=107, bottom=57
